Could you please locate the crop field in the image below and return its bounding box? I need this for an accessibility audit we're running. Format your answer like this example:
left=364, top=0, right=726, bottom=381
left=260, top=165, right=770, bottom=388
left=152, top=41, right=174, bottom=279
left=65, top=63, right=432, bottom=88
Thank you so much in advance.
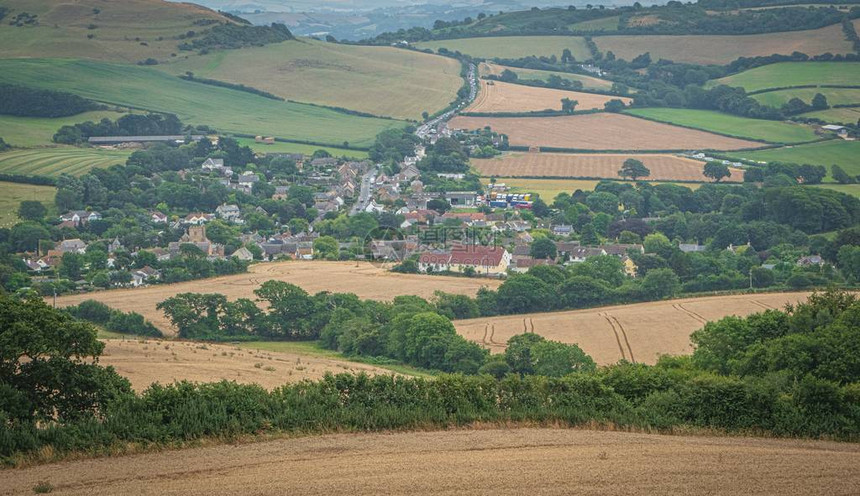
left=455, top=292, right=815, bottom=365
left=752, top=87, right=860, bottom=107
left=0, top=0, right=231, bottom=63
left=0, top=148, right=132, bottom=177
left=0, top=181, right=56, bottom=228
left=481, top=177, right=601, bottom=200
left=236, top=138, right=369, bottom=159
left=725, top=139, right=860, bottom=178
left=801, top=106, right=860, bottom=125
left=467, top=80, right=630, bottom=113
left=594, top=23, right=853, bottom=65
left=96, top=338, right=392, bottom=392
left=624, top=108, right=819, bottom=144
left=471, top=152, right=740, bottom=182
left=161, top=40, right=463, bottom=120
left=53, top=261, right=502, bottom=334
left=0, top=110, right=130, bottom=148
left=416, top=36, right=592, bottom=61
left=479, top=63, right=615, bottom=91
left=0, top=59, right=401, bottom=148
left=4, top=428, right=858, bottom=495
left=712, top=62, right=860, bottom=91
left=449, top=114, right=762, bottom=151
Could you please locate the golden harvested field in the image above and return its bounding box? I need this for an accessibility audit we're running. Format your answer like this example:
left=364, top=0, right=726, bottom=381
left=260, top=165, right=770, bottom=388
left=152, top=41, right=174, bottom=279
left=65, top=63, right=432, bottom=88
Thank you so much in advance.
left=482, top=177, right=601, bottom=200
left=594, top=23, right=853, bottom=65
left=455, top=292, right=814, bottom=365
left=472, top=152, right=744, bottom=182
left=54, top=261, right=501, bottom=334
left=480, top=63, right=615, bottom=91
left=98, top=338, right=392, bottom=392
left=4, top=428, right=859, bottom=495
left=467, top=80, right=630, bottom=113
left=449, top=114, right=762, bottom=151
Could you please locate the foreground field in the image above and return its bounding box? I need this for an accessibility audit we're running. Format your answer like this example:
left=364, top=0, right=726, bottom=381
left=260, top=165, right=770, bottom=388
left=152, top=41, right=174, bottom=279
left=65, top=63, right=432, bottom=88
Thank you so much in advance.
left=712, top=62, right=860, bottom=92
left=449, top=114, right=762, bottom=151
left=3, top=428, right=858, bottom=495
left=0, top=148, right=132, bottom=177
left=416, top=36, right=592, bottom=61
left=455, top=292, right=814, bottom=365
left=594, top=23, right=853, bottom=65
left=98, top=338, right=391, bottom=392
left=0, top=181, right=56, bottom=228
left=471, top=152, right=741, bottom=182
left=725, top=139, right=860, bottom=178
left=0, top=59, right=401, bottom=148
left=54, top=261, right=501, bottom=333
left=479, top=63, right=615, bottom=91
left=624, top=108, right=819, bottom=144
left=0, top=110, right=130, bottom=148
left=467, top=80, right=630, bottom=113
left=162, top=39, right=463, bottom=120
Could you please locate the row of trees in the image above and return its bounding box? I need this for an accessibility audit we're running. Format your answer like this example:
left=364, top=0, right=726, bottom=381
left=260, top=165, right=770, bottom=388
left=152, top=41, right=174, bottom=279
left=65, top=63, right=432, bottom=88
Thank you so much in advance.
left=0, top=83, right=102, bottom=118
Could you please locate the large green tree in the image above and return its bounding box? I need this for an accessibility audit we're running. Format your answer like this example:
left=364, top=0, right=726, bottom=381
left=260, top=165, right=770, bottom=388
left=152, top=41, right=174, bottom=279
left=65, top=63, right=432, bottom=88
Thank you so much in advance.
left=618, top=159, right=650, bottom=181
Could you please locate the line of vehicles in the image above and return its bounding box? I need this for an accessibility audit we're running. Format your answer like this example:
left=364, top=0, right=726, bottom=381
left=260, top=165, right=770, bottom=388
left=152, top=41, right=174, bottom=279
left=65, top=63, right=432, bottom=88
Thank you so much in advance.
left=485, top=192, right=533, bottom=209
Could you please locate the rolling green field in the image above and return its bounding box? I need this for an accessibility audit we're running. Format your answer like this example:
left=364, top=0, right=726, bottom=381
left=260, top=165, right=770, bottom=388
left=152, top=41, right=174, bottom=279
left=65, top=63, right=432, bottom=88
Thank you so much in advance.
left=752, top=88, right=860, bottom=107
left=712, top=62, right=860, bottom=92
left=0, top=110, right=130, bottom=148
left=0, top=181, right=56, bottom=228
left=570, top=16, right=620, bottom=32
left=416, top=36, right=591, bottom=62
left=811, top=184, right=860, bottom=198
left=0, top=59, right=402, bottom=148
left=725, top=140, right=860, bottom=179
left=0, top=148, right=132, bottom=177
left=236, top=138, right=369, bottom=159
left=800, top=106, right=860, bottom=125
left=479, top=63, right=615, bottom=91
left=624, top=108, right=819, bottom=144
left=161, top=39, right=462, bottom=120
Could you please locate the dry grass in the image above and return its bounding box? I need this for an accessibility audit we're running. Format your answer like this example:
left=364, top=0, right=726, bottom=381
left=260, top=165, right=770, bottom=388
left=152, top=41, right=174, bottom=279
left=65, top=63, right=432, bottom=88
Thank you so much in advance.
left=54, top=261, right=501, bottom=334
left=482, top=177, right=602, bottom=200
left=98, top=338, right=392, bottom=392
left=467, top=80, right=630, bottom=113
left=455, top=292, right=814, bottom=365
left=472, top=152, right=744, bottom=182
left=449, top=114, right=762, bottom=151
left=3, top=428, right=858, bottom=495
left=594, top=23, right=853, bottom=65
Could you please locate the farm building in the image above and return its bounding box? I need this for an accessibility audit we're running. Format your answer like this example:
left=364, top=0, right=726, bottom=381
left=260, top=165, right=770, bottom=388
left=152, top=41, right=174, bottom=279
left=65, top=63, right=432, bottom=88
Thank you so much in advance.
left=418, top=245, right=511, bottom=276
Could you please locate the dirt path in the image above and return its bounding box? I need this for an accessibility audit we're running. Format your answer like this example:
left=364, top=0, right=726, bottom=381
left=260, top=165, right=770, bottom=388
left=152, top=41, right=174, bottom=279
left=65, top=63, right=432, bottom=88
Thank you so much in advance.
left=3, top=428, right=858, bottom=495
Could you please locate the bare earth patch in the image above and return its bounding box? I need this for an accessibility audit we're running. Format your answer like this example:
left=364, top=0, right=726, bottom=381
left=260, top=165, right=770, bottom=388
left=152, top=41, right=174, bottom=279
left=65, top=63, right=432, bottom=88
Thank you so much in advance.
left=472, top=152, right=744, bottom=182
left=53, top=261, right=501, bottom=334
left=449, top=113, right=761, bottom=151
left=98, top=338, right=391, bottom=392
left=455, top=292, right=814, bottom=365
left=467, top=80, right=631, bottom=113
left=2, top=428, right=858, bottom=495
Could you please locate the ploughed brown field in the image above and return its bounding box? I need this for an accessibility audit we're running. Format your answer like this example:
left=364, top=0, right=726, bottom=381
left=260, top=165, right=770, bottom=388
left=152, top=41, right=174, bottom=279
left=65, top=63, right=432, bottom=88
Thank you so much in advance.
left=466, top=80, right=631, bottom=113
left=472, top=152, right=744, bottom=182
left=448, top=114, right=762, bottom=151
left=54, top=261, right=501, bottom=334
left=593, top=23, right=853, bottom=65
left=455, top=292, right=813, bottom=365
left=3, top=428, right=858, bottom=495
left=98, top=338, right=392, bottom=392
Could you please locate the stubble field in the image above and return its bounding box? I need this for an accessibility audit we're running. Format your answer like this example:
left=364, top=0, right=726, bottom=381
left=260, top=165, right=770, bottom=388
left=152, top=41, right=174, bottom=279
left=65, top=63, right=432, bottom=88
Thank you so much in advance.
left=454, top=292, right=814, bottom=365
left=471, top=152, right=743, bottom=182
left=449, top=113, right=762, bottom=150
left=54, top=261, right=502, bottom=333
left=3, top=428, right=858, bottom=495
left=467, top=80, right=630, bottom=113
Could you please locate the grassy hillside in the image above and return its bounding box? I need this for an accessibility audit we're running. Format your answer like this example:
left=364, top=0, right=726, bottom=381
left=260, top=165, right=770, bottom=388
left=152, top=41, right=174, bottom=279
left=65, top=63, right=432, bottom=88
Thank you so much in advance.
left=416, top=36, right=591, bottom=62
left=624, top=108, right=819, bottom=144
left=0, top=181, right=56, bottom=228
left=0, top=110, right=131, bottom=148
left=725, top=140, right=860, bottom=179
left=479, top=63, right=615, bottom=91
left=0, top=59, right=402, bottom=148
left=570, top=16, right=620, bottom=32
left=712, top=62, right=860, bottom=92
left=800, top=107, right=860, bottom=125
left=594, top=24, right=853, bottom=65
left=161, top=39, right=462, bottom=120
left=0, top=0, right=231, bottom=63
left=0, top=148, right=132, bottom=177
left=752, top=88, right=860, bottom=108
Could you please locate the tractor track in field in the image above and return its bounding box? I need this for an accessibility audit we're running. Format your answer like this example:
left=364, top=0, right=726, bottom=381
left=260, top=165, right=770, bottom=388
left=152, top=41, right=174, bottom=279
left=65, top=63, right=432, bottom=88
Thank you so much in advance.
left=608, top=314, right=635, bottom=364
left=599, top=312, right=627, bottom=362
left=673, top=303, right=708, bottom=325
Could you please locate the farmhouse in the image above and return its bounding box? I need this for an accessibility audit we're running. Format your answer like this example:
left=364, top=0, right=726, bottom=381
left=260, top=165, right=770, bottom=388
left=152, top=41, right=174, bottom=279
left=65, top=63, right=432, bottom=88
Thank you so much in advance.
left=60, top=210, right=102, bottom=226
left=418, top=245, right=511, bottom=276
left=215, top=204, right=243, bottom=223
